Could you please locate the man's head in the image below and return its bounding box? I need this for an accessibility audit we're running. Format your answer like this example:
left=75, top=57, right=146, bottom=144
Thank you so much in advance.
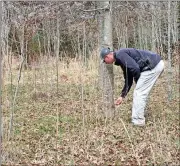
left=100, top=48, right=115, bottom=64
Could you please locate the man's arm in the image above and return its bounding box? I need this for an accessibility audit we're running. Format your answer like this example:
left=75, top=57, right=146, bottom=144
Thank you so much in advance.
left=120, top=69, right=133, bottom=98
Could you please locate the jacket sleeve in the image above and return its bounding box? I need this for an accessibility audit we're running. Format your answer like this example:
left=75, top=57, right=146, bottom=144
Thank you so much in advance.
left=120, top=68, right=133, bottom=98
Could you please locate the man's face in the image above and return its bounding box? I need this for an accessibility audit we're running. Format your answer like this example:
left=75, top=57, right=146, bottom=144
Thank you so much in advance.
left=103, top=53, right=114, bottom=64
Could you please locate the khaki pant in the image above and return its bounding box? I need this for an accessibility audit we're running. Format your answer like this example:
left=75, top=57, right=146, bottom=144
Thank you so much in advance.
left=132, top=60, right=164, bottom=125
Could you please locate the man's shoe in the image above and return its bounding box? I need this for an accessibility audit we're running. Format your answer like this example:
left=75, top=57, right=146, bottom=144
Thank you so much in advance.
left=132, top=122, right=145, bottom=127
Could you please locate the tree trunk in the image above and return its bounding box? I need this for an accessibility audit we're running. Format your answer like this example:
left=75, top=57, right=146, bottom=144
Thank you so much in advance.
left=99, top=1, right=114, bottom=118
left=55, top=13, right=60, bottom=94
left=168, top=1, right=172, bottom=101
left=0, top=1, right=2, bottom=165
left=151, top=2, right=156, bottom=52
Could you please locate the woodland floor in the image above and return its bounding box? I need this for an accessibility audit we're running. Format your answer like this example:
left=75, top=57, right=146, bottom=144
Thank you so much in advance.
left=1, top=57, right=179, bottom=166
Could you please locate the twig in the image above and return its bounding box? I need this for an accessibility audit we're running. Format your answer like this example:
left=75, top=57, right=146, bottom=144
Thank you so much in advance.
left=150, top=143, right=156, bottom=164
left=120, top=118, right=141, bottom=166
left=56, top=102, right=59, bottom=166
left=8, top=56, right=25, bottom=140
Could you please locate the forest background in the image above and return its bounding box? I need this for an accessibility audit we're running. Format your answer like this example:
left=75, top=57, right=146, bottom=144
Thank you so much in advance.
left=0, top=1, right=179, bottom=165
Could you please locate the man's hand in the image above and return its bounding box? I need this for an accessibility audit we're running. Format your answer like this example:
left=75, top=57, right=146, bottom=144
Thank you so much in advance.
left=115, top=97, right=124, bottom=105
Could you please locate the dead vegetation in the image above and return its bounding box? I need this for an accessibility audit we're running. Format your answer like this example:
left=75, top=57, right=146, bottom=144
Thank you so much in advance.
left=1, top=56, right=179, bottom=165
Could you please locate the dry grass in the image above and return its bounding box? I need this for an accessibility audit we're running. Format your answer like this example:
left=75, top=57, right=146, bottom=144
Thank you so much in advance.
left=1, top=55, right=179, bottom=165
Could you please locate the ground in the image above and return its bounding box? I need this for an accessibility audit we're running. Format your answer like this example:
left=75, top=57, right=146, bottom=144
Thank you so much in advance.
left=1, top=57, right=179, bottom=165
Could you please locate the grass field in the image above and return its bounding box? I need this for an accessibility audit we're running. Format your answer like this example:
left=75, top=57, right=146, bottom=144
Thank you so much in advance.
left=1, top=56, right=179, bottom=165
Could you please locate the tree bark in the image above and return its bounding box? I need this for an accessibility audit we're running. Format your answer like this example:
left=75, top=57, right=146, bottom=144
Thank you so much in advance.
left=168, top=0, right=172, bottom=101
left=56, top=12, right=60, bottom=94
left=151, top=1, right=156, bottom=52
left=99, top=1, right=114, bottom=118
left=0, top=1, right=2, bottom=165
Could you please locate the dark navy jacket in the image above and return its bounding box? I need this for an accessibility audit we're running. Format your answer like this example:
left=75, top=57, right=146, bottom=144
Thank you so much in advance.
left=114, top=48, right=161, bottom=98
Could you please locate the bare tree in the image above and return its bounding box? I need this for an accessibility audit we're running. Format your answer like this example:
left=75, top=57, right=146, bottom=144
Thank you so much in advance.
left=167, top=0, right=172, bottom=100
left=0, top=1, right=2, bottom=165
left=99, top=1, right=114, bottom=118
left=55, top=10, right=60, bottom=93
left=151, top=1, right=156, bottom=52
